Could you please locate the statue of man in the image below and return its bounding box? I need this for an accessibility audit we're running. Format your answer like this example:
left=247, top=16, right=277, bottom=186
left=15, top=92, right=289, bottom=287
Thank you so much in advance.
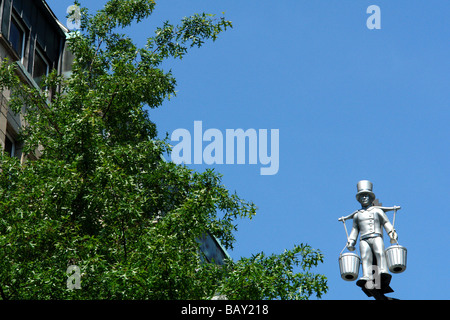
left=347, top=180, right=398, bottom=282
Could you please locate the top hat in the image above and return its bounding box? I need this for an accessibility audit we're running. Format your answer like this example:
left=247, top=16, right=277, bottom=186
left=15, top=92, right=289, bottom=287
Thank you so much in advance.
left=356, top=180, right=375, bottom=201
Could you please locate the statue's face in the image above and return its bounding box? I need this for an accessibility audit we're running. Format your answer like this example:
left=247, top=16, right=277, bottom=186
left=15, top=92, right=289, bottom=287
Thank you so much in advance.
left=359, top=193, right=372, bottom=207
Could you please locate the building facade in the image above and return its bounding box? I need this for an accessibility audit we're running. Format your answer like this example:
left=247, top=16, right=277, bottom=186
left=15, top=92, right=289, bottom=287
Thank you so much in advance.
left=0, top=0, right=71, bottom=162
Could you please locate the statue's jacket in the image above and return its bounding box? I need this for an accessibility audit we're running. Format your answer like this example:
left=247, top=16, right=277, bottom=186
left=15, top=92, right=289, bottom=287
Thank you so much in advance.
left=349, top=206, right=395, bottom=242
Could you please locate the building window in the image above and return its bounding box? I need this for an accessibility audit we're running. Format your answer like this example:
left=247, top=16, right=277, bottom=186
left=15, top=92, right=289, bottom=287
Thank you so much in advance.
left=33, top=48, right=49, bottom=87
left=9, top=17, right=26, bottom=61
left=4, top=132, right=15, bottom=157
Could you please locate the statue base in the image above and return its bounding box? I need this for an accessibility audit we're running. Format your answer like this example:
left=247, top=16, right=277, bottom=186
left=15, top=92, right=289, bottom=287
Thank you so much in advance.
left=356, top=273, right=397, bottom=300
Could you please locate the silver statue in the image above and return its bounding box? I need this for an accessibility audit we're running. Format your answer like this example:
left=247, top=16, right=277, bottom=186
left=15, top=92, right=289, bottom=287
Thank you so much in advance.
left=339, top=180, right=399, bottom=282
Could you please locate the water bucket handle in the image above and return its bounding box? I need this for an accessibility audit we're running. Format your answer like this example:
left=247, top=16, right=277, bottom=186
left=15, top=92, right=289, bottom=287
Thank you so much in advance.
left=339, top=218, right=355, bottom=255
left=392, top=207, right=398, bottom=228
left=339, top=244, right=347, bottom=256
left=390, top=207, right=400, bottom=245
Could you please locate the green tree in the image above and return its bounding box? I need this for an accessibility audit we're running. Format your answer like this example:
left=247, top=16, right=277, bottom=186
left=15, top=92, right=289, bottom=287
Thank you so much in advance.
left=0, top=0, right=327, bottom=299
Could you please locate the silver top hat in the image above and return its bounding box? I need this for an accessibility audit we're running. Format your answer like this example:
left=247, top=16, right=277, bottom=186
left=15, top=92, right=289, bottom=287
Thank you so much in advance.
left=356, top=180, right=375, bottom=201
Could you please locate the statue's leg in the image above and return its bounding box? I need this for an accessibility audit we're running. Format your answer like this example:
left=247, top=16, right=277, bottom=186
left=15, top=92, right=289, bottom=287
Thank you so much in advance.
left=359, top=239, right=372, bottom=280
left=372, top=236, right=388, bottom=274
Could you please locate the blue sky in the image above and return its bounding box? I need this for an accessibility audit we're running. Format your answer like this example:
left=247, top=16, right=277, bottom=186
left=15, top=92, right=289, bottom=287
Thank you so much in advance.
left=47, top=0, right=449, bottom=300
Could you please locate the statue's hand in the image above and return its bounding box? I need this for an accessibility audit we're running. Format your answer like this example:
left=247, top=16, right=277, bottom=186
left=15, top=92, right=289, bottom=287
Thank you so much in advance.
left=347, top=240, right=356, bottom=251
left=389, top=230, right=398, bottom=244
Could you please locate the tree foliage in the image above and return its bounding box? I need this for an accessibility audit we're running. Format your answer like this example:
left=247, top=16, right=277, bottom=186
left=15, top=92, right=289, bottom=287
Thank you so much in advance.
left=0, top=0, right=327, bottom=299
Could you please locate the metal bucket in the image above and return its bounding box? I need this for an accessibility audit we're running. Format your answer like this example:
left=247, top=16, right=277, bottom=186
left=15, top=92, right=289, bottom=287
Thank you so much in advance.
left=385, top=245, right=407, bottom=273
left=339, top=252, right=360, bottom=281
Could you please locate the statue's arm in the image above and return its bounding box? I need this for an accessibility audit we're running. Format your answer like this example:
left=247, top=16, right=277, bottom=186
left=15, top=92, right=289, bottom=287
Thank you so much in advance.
left=347, top=216, right=359, bottom=250
left=379, top=209, right=398, bottom=242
